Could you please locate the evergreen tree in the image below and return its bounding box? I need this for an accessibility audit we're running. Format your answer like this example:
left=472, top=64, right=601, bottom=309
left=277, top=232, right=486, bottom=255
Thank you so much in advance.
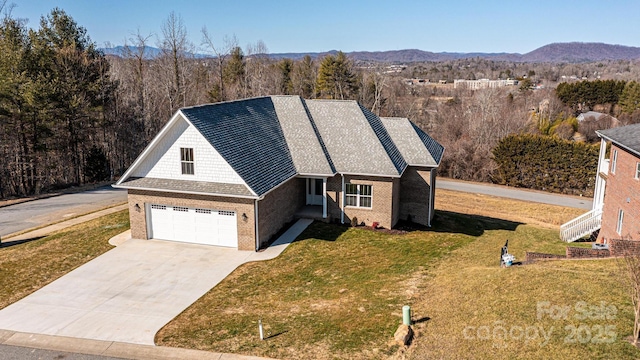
left=223, top=46, right=246, bottom=98
left=316, top=51, right=358, bottom=100
left=292, top=55, right=315, bottom=98
left=32, top=8, right=114, bottom=185
left=278, top=58, right=293, bottom=95
left=619, top=81, right=640, bottom=114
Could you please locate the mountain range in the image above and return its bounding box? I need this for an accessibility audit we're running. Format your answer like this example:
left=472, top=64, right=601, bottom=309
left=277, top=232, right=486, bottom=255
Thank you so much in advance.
left=100, top=42, right=640, bottom=63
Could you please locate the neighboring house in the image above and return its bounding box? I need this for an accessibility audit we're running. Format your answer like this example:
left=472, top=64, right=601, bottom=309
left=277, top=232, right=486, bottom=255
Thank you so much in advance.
left=560, top=123, right=640, bottom=242
left=576, top=111, right=618, bottom=125
left=114, top=96, right=444, bottom=251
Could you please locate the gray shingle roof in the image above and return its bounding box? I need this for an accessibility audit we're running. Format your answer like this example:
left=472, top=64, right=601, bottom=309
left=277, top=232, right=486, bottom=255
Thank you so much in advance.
left=181, top=97, right=297, bottom=196
left=122, top=96, right=445, bottom=197
left=597, top=123, right=640, bottom=156
left=380, top=117, right=444, bottom=166
left=271, top=96, right=334, bottom=175
left=359, top=106, right=407, bottom=173
left=120, top=177, right=254, bottom=197
left=411, top=122, right=445, bottom=165
left=305, top=100, right=405, bottom=176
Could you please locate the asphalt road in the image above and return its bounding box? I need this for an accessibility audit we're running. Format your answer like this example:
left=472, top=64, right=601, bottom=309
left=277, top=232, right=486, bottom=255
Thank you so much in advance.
left=437, top=179, right=593, bottom=210
left=0, top=344, right=124, bottom=360
left=0, top=186, right=127, bottom=237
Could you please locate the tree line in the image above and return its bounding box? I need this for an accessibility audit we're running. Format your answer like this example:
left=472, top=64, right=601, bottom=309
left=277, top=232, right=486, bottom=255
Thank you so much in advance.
left=2, top=8, right=639, bottom=200
left=0, top=9, right=113, bottom=198
left=0, top=9, right=379, bottom=199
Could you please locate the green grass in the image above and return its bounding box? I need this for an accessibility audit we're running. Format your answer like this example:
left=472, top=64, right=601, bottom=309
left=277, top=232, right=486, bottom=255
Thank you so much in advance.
left=155, top=211, right=527, bottom=358
left=0, top=210, right=129, bottom=309
left=407, top=223, right=637, bottom=359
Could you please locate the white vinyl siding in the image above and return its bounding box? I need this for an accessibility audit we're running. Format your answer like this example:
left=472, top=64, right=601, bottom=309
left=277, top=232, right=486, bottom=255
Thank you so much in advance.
left=345, top=184, right=372, bottom=208
left=132, top=116, right=245, bottom=184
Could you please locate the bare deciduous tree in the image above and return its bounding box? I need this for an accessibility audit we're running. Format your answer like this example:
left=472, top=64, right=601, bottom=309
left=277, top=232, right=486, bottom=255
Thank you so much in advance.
left=201, top=28, right=236, bottom=102
left=158, top=11, right=192, bottom=112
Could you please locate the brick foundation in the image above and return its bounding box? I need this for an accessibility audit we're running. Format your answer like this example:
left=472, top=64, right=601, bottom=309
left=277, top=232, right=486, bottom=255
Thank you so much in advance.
left=609, top=238, right=640, bottom=257
left=526, top=252, right=567, bottom=262
left=526, top=246, right=612, bottom=263
left=566, top=247, right=611, bottom=258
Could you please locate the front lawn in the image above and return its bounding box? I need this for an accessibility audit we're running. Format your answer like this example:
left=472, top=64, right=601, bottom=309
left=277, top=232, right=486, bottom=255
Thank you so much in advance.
left=0, top=210, right=129, bottom=309
left=407, top=224, right=636, bottom=359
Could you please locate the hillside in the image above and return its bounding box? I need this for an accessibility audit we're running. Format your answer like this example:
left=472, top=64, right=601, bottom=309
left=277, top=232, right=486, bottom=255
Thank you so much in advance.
left=100, top=42, right=640, bottom=63
left=520, top=42, right=640, bottom=62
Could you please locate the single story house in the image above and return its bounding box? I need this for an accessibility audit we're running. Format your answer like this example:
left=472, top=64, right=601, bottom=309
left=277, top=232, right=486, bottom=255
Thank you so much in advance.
left=576, top=111, right=618, bottom=125
left=114, top=96, right=444, bottom=251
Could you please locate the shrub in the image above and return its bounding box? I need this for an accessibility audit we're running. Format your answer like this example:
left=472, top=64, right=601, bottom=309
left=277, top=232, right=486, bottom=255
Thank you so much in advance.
left=492, top=134, right=599, bottom=196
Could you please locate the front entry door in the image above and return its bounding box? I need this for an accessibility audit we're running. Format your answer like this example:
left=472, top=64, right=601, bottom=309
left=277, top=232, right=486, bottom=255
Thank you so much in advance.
left=306, top=178, right=323, bottom=205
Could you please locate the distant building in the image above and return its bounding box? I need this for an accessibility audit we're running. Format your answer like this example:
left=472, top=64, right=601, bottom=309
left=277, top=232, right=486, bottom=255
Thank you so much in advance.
left=577, top=111, right=618, bottom=125
left=384, top=65, right=406, bottom=74
left=404, top=78, right=429, bottom=85
left=453, top=78, right=519, bottom=90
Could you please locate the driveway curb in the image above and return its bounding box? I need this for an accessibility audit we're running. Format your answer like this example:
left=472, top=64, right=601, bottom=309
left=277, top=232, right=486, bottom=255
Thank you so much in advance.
left=0, top=330, right=275, bottom=359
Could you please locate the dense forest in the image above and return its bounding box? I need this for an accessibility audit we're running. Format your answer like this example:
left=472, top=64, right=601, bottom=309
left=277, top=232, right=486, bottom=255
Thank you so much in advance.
left=1, top=9, right=640, bottom=199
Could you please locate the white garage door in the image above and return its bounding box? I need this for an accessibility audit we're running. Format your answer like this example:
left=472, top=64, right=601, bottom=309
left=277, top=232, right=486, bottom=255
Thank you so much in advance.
left=147, top=204, right=238, bottom=247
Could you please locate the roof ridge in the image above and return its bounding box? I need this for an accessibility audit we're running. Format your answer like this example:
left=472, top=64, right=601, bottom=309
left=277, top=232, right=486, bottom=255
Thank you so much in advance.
left=300, top=99, right=336, bottom=173
left=358, top=104, right=407, bottom=175
left=180, top=96, right=273, bottom=111
left=380, top=116, right=407, bottom=120
left=306, top=98, right=359, bottom=104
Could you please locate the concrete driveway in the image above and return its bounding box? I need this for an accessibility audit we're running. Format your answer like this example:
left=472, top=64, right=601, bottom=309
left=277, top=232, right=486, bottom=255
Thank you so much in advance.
left=0, top=219, right=310, bottom=345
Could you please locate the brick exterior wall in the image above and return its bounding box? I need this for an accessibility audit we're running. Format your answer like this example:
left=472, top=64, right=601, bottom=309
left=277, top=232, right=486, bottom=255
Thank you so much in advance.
left=399, top=166, right=434, bottom=226
left=127, top=189, right=256, bottom=250
left=599, top=144, right=640, bottom=242
left=609, top=239, right=640, bottom=257
left=325, top=175, right=398, bottom=228
left=526, top=248, right=611, bottom=263
left=566, top=247, right=611, bottom=258
left=525, top=252, right=567, bottom=262
left=257, top=177, right=305, bottom=249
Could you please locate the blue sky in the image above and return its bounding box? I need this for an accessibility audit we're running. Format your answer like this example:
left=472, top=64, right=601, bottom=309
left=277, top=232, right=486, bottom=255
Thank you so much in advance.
left=10, top=0, right=640, bottom=54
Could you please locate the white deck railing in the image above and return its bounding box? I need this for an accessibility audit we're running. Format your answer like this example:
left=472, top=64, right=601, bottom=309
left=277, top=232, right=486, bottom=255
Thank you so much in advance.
left=560, top=208, right=603, bottom=242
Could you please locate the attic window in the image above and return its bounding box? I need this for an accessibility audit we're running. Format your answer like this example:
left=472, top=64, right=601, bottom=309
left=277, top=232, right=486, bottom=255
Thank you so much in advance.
left=180, top=147, right=194, bottom=175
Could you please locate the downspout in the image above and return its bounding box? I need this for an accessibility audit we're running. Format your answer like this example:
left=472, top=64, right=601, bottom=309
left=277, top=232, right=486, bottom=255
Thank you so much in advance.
left=340, top=173, right=345, bottom=224
left=254, top=199, right=260, bottom=251
left=428, top=168, right=436, bottom=227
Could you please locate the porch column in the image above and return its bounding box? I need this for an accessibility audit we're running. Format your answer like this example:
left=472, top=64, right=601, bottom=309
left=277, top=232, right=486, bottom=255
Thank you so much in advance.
left=322, top=177, right=327, bottom=218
